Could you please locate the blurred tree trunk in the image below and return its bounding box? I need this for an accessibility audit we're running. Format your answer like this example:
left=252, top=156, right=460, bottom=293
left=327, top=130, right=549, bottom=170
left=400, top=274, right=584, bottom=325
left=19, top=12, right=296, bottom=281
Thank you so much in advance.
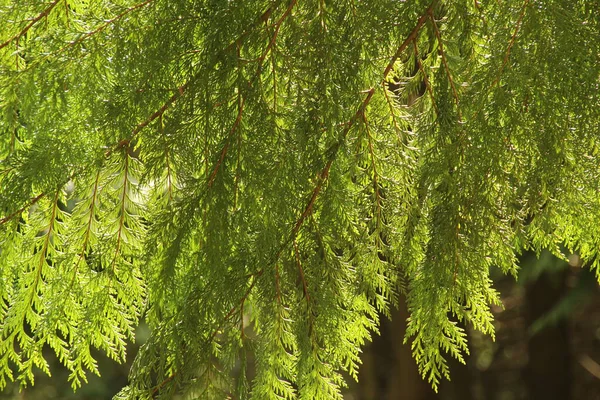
left=358, top=295, right=437, bottom=400
left=438, top=345, right=474, bottom=400
left=524, top=267, right=571, bottom=400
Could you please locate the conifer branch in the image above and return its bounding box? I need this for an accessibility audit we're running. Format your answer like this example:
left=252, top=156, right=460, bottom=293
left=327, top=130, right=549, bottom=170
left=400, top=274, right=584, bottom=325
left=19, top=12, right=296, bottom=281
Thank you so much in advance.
left=110, top=150, right=130, bottom=276
left=0, top=192, right=46, bottom=225
left=489, top=0, right=531, bottom=91
left=98, top=2, right=287, bottom=169
left=428, top=9, right=462, bottom=121
left=471, top=0, right=529, bottom=121
left=61, top=0, right=154, bottom=52
left=27, top=190, right=60, bottom=318
left=17, top=0, right=155, bottom=74
left=233, top=103, right=242, bottom=210
left=362, top=112, right=383, bottom=234
left=275, top=263, right=282, bottom=305
left=63, top=0, right=70, bottom=28
left=381, top=82, right=408, bottom=148
left=413, top=39, right=439, bottom=117
left=383, top=0, right=438, bottom=79
left=293, top=240, right=311, bottom=305
left=151, top=270, right=264, bottom=398
left=0, top=166, right=83, bottom=226
left=257, top=0, right=298, bottom=67
left=293, top=88, right=375, bottom=238
left=130, top=81, right=189, bottom=140
left=69, top=170, right=101, bottom=288
left=0, top=189, right=61, bottom=384
left=207, top=96, right=245, bottom=188
left=3, top=0, right=596, bottom=396
left=265, top=87, right=376, bottom=292
left=159, top=116, right=174, bottom=204
left=223, top=6, right=275, bottom=54
left=0, top=0, right=61, bottom=51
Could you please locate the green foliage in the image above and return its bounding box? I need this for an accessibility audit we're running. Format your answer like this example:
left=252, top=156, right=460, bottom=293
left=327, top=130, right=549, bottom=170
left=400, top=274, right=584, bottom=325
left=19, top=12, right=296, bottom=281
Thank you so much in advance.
left=1, top=0, right=599, bottom=397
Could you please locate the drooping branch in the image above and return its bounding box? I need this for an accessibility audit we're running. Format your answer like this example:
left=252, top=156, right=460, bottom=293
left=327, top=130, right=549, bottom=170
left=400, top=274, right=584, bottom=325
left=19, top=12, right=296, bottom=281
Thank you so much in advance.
left=293, top=239, right=311, bottom=305
left=109, top=148, right=130, bottom=276
left=413, top=39, right=439, bottom=117
left=207, top=96, right=246, bottom=188
left=26, top=190, right=60, bottom=316
left=472, top=0, right=530, bottom=120
left=362, top=112, right=383, bottom=234
left=489, top=0, right=531, bottom=90
left=159, top=115, right=174, bottom=204
left=151, top=269, right=264, bottom=398
left=381, top=1, right=438, bottom=144
left=429, top=9, right=462, bottom=120
left=69, top=170, right=101, bottom=288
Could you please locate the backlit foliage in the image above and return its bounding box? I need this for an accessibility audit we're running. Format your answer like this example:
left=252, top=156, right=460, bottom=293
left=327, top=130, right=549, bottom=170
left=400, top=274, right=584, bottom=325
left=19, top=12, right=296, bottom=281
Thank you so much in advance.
left=1, top=0, right=599, bottom=398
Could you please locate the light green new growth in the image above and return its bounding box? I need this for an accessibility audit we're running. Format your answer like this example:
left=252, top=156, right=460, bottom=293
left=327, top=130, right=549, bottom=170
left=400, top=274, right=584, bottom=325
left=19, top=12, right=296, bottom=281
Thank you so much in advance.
left=1, top=0, right=599, bottom=398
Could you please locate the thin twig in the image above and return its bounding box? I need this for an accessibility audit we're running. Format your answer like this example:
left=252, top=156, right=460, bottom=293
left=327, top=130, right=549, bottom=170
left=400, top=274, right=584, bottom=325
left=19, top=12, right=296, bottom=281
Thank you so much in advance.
left=159, top=115, right=175, bottom=204
left=69, top=170, right=101, bottom=289
left=382, top=82, right=406, bottom=147
left=131, top=82, right=189, bottom=139
left=290, top=88, right=375, bottom=240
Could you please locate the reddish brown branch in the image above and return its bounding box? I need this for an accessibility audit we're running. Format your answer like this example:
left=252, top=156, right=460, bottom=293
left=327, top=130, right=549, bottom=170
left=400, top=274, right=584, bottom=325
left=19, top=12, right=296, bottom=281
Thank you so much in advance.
left=223, top=6, right=275, bottom=54
left=151, top=374, right=174, bottom=398
left=288, top=88, right=375, bottom=244
left=132, top=81, right=189, bottom=138
left=257, top=0, right=298, bottom=67
left=265, top=90, right=376, bottom=312
left=0, top=192, right=46, bottom=225
left=293, top=240, right=310, bottom=304
left=470, top=0, right=529, bottom=122
left=489, top=0, right=530, bottom=90
left=383, top=0, right=437, bottom=79
left=0, top=0, right=61, bottom=51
